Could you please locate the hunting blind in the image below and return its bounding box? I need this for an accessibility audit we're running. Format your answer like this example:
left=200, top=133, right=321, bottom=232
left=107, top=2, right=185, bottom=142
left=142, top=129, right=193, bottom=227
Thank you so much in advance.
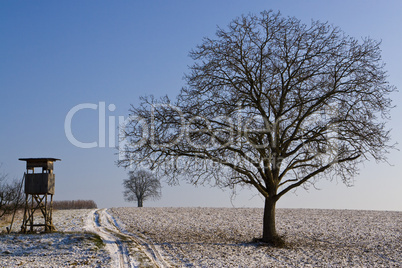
left=19, top=158, right=60, bottom=233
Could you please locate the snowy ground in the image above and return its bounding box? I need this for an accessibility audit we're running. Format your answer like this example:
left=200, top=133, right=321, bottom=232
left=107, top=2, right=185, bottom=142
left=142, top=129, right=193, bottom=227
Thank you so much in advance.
left=0, top=207, right=401, bottom=267
left=0, top=209, right=111, bottom=267
left=109, top=207, right=402, bottom=267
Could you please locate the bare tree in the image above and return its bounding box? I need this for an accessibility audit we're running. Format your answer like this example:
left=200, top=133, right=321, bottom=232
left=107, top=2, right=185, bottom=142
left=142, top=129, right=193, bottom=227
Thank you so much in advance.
left=123, top=170, right=161, bottom=207
left=0, top=168, right=24, bottom=220
left=118, top=11, right=396, bottom=244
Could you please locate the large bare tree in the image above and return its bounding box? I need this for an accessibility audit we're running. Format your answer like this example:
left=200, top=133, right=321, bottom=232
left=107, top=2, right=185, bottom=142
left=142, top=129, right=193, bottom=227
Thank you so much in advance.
left=123, top=170, right=162, bottom=207
left=118, top=11, right=395, bottom=244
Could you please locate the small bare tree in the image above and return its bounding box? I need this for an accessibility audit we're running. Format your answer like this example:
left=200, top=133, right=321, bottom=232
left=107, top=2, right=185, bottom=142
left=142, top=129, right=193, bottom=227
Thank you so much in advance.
left=0, top=169, right=24, bottom=220
left=123, top=170, right=161, bottom=207
left=118, top=11, right=396, bottom=244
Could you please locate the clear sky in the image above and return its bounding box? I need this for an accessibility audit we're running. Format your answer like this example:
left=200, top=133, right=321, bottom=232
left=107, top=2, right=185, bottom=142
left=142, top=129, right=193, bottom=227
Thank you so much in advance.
left=1, top=0, right=401, bottom=211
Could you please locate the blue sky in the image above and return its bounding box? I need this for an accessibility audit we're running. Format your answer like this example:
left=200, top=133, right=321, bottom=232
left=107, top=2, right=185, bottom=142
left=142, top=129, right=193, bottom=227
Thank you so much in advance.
left=1, top=1, right=401, bottom=210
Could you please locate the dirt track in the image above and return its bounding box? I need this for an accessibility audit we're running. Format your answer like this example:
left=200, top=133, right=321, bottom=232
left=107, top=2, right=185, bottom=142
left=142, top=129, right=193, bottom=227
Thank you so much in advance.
left=87, top=208, right=171, bottom=268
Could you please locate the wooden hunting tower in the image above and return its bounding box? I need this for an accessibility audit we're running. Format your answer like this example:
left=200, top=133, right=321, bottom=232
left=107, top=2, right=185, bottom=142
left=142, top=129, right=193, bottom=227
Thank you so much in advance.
left=19, top=158, right=60, bottom=233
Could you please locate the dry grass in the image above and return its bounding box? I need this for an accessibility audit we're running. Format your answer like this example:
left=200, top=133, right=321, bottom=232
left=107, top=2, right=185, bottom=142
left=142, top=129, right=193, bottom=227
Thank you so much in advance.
left=0, top=210, right=24, bottom=232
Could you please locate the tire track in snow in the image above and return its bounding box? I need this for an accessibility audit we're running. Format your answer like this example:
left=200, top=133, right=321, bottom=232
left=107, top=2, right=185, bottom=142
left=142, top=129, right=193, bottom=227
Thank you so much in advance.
left=85, top=209, right=170, bottom=268
left=86, top=209, right=131, bottom=267
left=106, top=209, right=172, bottom=268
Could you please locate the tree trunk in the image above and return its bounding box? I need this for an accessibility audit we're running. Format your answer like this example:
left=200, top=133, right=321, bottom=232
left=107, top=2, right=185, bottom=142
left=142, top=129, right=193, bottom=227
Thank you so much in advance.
left=262, top=197, right=278, bottom=243
left=137, top=199, right=143, bottom=207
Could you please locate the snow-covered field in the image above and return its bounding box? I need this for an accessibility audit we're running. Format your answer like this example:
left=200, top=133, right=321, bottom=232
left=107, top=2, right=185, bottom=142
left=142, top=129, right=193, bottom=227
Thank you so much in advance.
left=0, top=207, right=401, bottom=267
left=110, top=207, right=402, bottom=267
